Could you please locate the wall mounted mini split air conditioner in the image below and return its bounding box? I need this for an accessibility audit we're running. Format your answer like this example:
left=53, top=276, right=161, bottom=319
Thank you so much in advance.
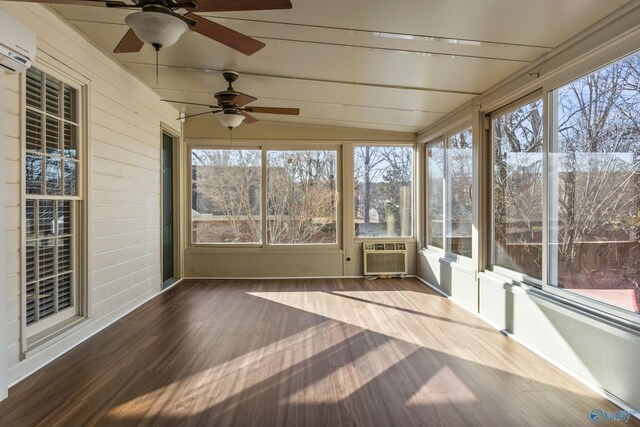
left=362, top=242, right=408, bottom=277
left=0, top=12, right=36, bottom=74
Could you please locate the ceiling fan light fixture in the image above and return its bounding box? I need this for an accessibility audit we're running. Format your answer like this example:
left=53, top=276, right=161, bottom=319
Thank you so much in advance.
left=216, top=112, right=246, bottom=129
left=125, top=11, right=188, bottom=48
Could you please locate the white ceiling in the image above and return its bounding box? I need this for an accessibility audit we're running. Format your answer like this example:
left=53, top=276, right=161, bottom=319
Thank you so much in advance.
left=51, top=0, right=629, bottom=133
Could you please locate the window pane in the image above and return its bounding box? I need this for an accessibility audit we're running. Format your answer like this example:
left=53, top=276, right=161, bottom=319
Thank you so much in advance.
left=63, top=84, right=77, bottom=122
left=58, top=274, right=73, bottom=311
left=58, top=201, right=72, bottom=235
left=58, top=237, right=72, bottom=273
left=39, top=200, right=55, bottom=237
left=64, top=160, right=78, bottom=196
left=45, top=75, right=61, bottom=116
left=46, top=157, right=62, bottom=196
left=26, top=67, right=42, bottom=110
left=25, top=153, right=43, bottom=195
left=446, top=129, right=473, bottom=257
left=191, top=149, right=262, bottom=243
left=354, top=146, right=413, bottom=237
left=39, top=239, right=56, bottom=279
left=427, top=142, right=444, bottom=248
left=26, top=282, right=36, bottom=325
left=26, top=110, right=42, bottom=152
left=38, top=278, right=56, bottom=319
left=551, top=52, right=640, bottom=313
left=493, top=99, right=543, bottom=278
left=267, top=150, right=337, bottom=244
left=26, top=241, right=36, bottom=283
left=64, top=122, right=78, bottom=159
left=45, top=117, right=61, bottom=155
left=26, top=200, right=36, bottom=239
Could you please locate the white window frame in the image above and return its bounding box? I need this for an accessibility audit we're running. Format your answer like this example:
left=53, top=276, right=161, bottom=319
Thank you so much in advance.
left=541, top=51, right=640, bottom=326
left=424, top=138, right=446, bottom=253
left=488, top=91, right=545, bottom=288
left=188, top=144, right=342, bottom=249
left=444, top=126, right=475, bottom=267
left=21, top=62, right=89, bottom=351
left=353, top=142, right=416, bottom=241
left=480, top=46, right=640, bottom=328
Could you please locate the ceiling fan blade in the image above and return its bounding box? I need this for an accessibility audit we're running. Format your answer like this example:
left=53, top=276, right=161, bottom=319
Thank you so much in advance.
left=186, top=0, right=291, bottom=12
left=240, top=111, right=259, bottom=124
left=232, top=92, right=258, bottom=107
left=182, top=110, right=221, bottom=119
left=185, top=13, right=265, bottom=56
left=113, top=28, right=144, bottom=53
left=244, top=107, right=300, bottom=115
left=12, top=0, right=127, bottom=6
left=162, top=99, right=217, bottom=108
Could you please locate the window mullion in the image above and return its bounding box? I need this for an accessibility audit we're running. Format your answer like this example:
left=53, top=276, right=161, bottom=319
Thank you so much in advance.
left=262, top=148, right=267, bottom=247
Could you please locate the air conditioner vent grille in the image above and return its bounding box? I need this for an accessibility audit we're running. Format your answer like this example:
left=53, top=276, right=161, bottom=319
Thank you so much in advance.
left=362, top=241, right=408, bottom=276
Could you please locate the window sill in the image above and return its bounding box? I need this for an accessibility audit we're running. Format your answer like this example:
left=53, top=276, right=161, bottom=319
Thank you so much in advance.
left=24, top=315, right=88, bottom=358
left=419, top=248, right=474, bottom=272
left=185, top=246, right=344, bottom=255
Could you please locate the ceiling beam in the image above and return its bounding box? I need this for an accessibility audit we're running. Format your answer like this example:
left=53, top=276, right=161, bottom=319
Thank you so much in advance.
left=190, top=15, right=556, bottom=50
left=120, top=61, right=482, bottom=96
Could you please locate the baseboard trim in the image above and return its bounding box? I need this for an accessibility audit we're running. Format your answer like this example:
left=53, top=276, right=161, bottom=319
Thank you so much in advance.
left=8, top=278, right=184, bottom=389
left=184, top=275, right=417, bottom=280
left=415, top=276, right=640, bottom=417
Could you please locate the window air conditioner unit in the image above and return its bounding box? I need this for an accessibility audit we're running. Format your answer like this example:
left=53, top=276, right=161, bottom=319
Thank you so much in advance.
left=0, top=12, right=36, bottom=74
left=363, top=242, right=408, bottom=277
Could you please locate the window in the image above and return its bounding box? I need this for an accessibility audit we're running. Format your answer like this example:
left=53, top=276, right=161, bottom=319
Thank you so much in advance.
left=354, top=146, right=413, bottom=237
left=550, top=52, right=640, bottom=314
left=267, top=150, right=337, bottom=244
left=492, top=99, right=543, bottom=279
left=446, top=129, right=473, bottom=257
left=426, top=141, right=444, bottom=248
left=190, top=148, right=338, bottom=246
left=24, top=67, right=82, bottom=330
left=191, top=149, right=262, bottom=244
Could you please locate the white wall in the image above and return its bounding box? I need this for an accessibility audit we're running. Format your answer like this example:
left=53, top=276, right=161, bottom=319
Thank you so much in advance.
left=1, top=3, right=180, bottom=386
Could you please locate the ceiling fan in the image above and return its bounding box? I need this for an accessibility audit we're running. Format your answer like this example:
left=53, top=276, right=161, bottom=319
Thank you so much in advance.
left=162, top=69, right=300, bottom=128
left=13, top=0, right=292, bottom=55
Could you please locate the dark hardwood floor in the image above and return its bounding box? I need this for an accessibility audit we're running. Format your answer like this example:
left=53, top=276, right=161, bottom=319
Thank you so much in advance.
left=0, top=278, right=635, bottom=426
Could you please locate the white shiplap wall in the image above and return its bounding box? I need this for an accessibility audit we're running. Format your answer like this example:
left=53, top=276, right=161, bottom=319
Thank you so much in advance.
left=1, top=3, right=180, bottom=385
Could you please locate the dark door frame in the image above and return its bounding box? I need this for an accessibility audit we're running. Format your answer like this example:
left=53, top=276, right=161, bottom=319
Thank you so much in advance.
left=161, top=127, right=181, bottom=289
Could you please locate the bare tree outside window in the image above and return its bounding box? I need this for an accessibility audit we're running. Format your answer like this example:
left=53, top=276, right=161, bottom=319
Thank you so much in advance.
left=446, top=129, right=473, bottom=257
left=427, top=142, right=444, bottom=248
left=493, top=99, right=544, bottom=278
left=354, top=146, right=413, bottom=237
left=191, top=149, right=262, bottom=243
left=551, top=52, right=640, bottom=313
left=267, top=150, right=337, bottom=244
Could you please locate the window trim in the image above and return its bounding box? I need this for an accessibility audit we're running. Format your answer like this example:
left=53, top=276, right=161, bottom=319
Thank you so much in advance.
left=424, top=138, right=445, bottom=254
left=443, top=126, right=474, bottom=265
left=488, top=90, right=544, bottom=286
left=188, top=145, right=342, bottom=249
left=353, top=143, right=416, bottom=240
left=542, top=57, right=640, bottom=325
left=20, top=62, right=89, bottom=355
left=480, top=49, right=640, bottom=326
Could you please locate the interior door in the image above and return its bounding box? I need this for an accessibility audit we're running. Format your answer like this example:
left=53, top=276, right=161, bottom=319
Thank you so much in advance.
left=162, top=132, right=174, bottom=283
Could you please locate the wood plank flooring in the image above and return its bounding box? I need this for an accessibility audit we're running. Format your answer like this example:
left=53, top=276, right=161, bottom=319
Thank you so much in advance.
left=0, top=278, right=635, bottom=426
